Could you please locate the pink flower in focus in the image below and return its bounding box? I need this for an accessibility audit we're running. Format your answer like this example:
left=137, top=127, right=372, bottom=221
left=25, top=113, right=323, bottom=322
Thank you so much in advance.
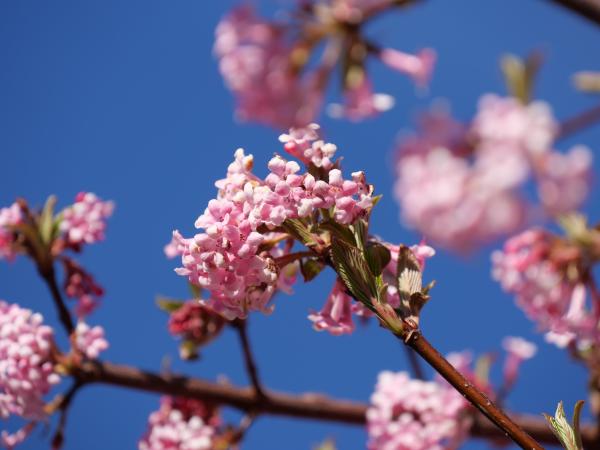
left=60, top=192, right=114, bottom=246
left=328, top=77, right=394, bottom=121
left=0, top=203, right=22, bottom=261
left=309, top=280, right=355, bottom=335
left=139, top=397, right=219, bottom=450
left=367, top=371, right=469, bottom=450
left=74, top=322, right=109, bottom=359
left=502, top=336, right=537, bottom=387
left=0, top=301, right=60, bottom=425
left=380, top=48, right=436, bottom=88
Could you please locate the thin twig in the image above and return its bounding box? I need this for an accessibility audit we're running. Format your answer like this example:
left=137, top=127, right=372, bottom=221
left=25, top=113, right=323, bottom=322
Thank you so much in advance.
left=39, top=265, right=75, bottom=336
left=68, top=359, right=596, bottom=446
left=559, top=103, right=600, bottom=139
left=51, top=381, right=84, bottom=450
left=404, top=332, right=544, bottom=450
left=232, top=319, right=266, bottom=399
left=548, top=0, right=600, bottom=27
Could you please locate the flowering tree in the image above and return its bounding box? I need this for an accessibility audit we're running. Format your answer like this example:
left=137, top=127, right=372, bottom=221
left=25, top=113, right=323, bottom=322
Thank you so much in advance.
left=2, top=1, right=600, bottom=449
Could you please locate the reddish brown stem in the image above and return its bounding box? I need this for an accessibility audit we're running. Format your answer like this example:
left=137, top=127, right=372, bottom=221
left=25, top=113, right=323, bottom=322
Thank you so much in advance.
left=39, top=265, right=75, bottom=336
left=559, top=103, right=600, bottom=139
left=68, top=359, right=597, bottom=446
left=405, top=332, right=544, bottom=450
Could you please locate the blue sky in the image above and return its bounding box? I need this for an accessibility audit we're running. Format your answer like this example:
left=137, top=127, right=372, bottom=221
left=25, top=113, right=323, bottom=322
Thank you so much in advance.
left=1, top=1, right=600, bottom=449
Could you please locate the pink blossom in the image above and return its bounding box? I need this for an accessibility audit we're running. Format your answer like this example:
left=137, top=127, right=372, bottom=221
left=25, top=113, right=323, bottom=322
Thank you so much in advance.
left=173, top=129, right=373, bottom=320
left=62, top=258, right=104, bottom=318
left=1, top=425, right=33, bottom=450
left=536, top=145, right=593, bottom=215
left=74, top=322, right=108, bottom=359
left=502, top=336, right=537, bottom=387
left=328, top=77, right=394, bottom=121
left=0, top=203, right=22, bottom=261
left=309, top=280, right=355, bottom=335
left=0, top=301, right=60, bottom=430
left=367, top=371, right=469, bottom=450
left=168, top=302, right=225, bottom=359
left=279, top=124, right=337, bottom=169
left=492, top=229, right=600, bottom=348
left=380, top=48, right=436, bottom=88
left=214, top=6, right=321, bottom=128
left=331, top=0, right=393, bottom=23
left=60, top=192, right=114, bottom=246
left=139, top=397, right=219, bottom=450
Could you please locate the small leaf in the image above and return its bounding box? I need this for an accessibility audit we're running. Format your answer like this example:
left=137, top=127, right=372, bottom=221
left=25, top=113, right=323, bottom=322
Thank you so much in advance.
left=396, top=246, right=422, bottom=301
left=572, top=400, right=585, bottom=450
left=188, top=283, right=202, bottom=299
left=283, top=218, right=317, bottom=246
left=350, top=219, right=368, bottom=251
left=179, top=340, right=199, bottom=360
left=573, top=71, right=600, bottom=93
left=318, top=220, right=355, bottom=246
left=330, top=237, right=375, bottom=305
left=543, top=401, right=583, bottom=450
left=501, top=52, right=542, bottom=103
left=300, top=259, right=325, bottom=282
left=365, top=242, right=391, bottom=276
left=39, top=195, right=57, bottom=246
left=156, top=297, right=185, bottom=313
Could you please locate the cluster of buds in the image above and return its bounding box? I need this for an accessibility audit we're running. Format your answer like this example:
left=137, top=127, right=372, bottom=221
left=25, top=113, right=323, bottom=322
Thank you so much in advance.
left=62, top=257, right=105, bottom=318
left=394, top=94, right=592, bottom=251
left=214, top=2, right=435, bottom=128
left=492, top=216, right=600, bottom=351
left=59, top=192, right=114, bottom=248
left=139, top=397, right=220, bottom=450
left=0, top=203, right=22, bottom=261
left=170, top=124, right=436, bottom=337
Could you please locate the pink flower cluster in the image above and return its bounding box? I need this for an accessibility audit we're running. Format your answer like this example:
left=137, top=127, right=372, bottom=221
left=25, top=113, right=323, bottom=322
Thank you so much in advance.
left=214, top=4, right=435, bottom=127
left=367, top=371, right=469, bottom=450
left=74, top=322, right=108, bottom=359
left=173, top=125, right=373, bottom=320
left=168, top=302, right=225, bottom=359
left=309, top=243, right=435, bottom=335
left=0, top=301, right=60, bottom=422
left=60, top=192, right=114, bottom=246
left=394, top=95, right=593, bottom=251
left=0, top=203, right=22, bottom=261
left=139, top=397, right=219, bottom=450
left=492, top=229, right=599, bottom=348
left=214, top=6, right=320, bottom=128
left=62, top=258, right=104, bottom=318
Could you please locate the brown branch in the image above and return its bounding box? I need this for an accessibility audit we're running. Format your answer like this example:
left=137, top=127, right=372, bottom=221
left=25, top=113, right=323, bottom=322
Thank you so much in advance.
left=39, top=264, right=75, bottom=336
left=69, top=359, right=597, bottom=446
left=403, top=345, right=425, bottom=380
left=548, top=0, right=600, bottom=27
left=559, top=103, right=600, bottom=139
left=232, top=319, right=266, bottom=399
left=51, top=381, right=84, bottom=450
left=404, top=332, right=544, bottom=450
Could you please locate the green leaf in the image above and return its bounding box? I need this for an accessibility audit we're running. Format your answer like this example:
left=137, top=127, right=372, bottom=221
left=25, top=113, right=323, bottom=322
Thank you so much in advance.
left=365, top=242, right=391, bottom=276
left=330, top=237, right=375, bottom=305
left=350, top=219, right=368, bottom=251
left=543, top=401, right=583, bottom=450
left=156, top=297, right=185, bottom=313
left=283, top=218, right=317, bottom=246
left=572, top=400, right=585, bottom=450
left=300, top=258, right=325, bottom=282
left=188, top=283, right=202, bottom=299
left=501, top=52, right=542, bottom=104
left=179, top=340, right=199, bottom=360
left=318, top=220, right=355, bottom=246
left=39, top=195, right=57, bottom=246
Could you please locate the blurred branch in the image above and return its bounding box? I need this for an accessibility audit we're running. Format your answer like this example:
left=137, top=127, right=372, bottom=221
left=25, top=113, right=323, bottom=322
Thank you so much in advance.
left=403, top=345, right=426, bottom=379
left=548, top=0, right=600, bottom=27
left=69, top=358, right=597, bottom=446
left=559, top=103, right=600, bottom=139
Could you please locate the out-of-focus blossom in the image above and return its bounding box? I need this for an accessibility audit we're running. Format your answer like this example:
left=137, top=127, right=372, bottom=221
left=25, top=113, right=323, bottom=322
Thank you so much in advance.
left=139, top=397, right=219, bottom=450
left=74, top=322, right=108, bottom=359
left=0, top=203, right=22, bottom=261
left=62, top=258, right=104, bottom=318
left=168, top=301, right=225, bottom=359
left=501, top=336, right=537, bottom=387
left=173, top=125, right=373, bottom=320
left=0, top=300, right=60, bottom=447
left=394, top=95, right=593, bottom=251
left=309, top=280, right=355, bottom=335
left=60, top=192, right=114, bottom=246
left=328, top=77, right=395, bottom=121
left=367, top=371, right=469, bottom=450
left=214, top=3, right=435, bottom=128
left=492, top=229, right=600, bottom=349
left=1, top=425, right=34, bottom=450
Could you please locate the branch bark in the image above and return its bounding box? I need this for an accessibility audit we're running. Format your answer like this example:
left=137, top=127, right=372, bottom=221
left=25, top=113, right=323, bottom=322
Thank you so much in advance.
left=69, top=359, right=597, bottom=447
left=548, top=0, right=600, bottom=27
